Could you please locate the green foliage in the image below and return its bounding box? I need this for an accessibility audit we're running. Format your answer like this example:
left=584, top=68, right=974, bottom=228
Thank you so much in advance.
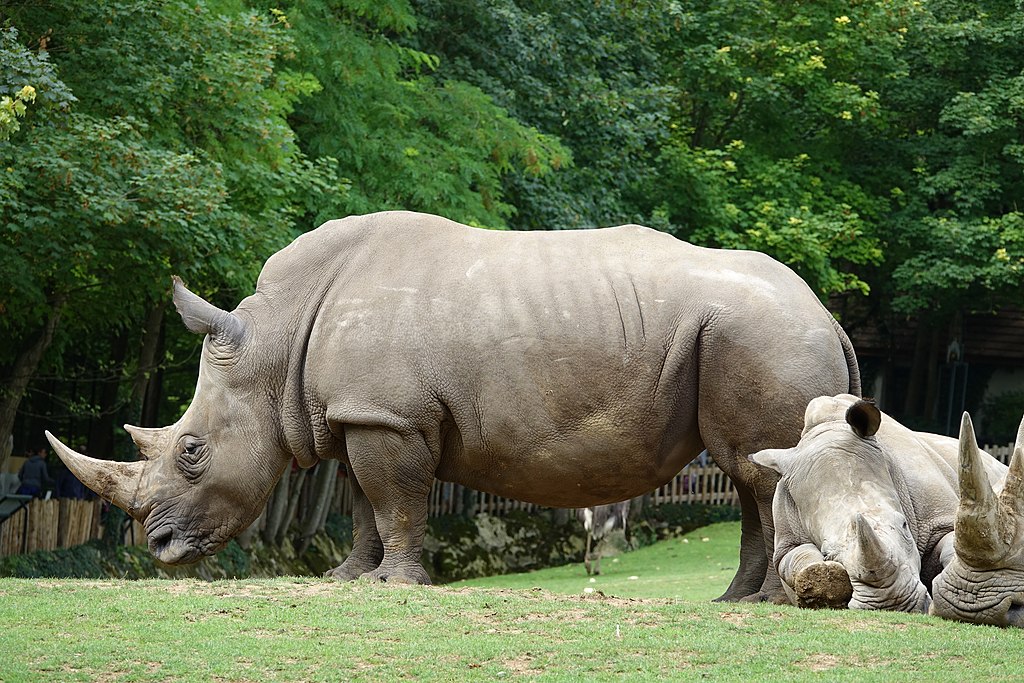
left=410, top=0, right=669, bottom=230
left=981, top=390, right=1024, bottom=444
left=877, top=0, right=1024, bottom=320
left=263, top=0, right=569, bottom=228
left=0, top=113, right=240, bottom=336
left=0, top=26, right=75, bottom=140
left=646, top=0, right=909, bottom=296
left=1, top=2, right=343, bottom=441
left=656, top=142, right=884, bottom=295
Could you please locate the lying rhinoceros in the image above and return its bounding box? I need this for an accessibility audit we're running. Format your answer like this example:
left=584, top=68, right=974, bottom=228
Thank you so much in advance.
left=46, top=211, right=858, bottom=599
left=930, top=412, right=1024, bottom=626
left=751, top=393, right=1024, bottom=626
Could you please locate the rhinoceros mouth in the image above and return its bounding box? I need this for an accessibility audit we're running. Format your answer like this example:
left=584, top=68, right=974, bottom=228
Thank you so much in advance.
left=147, top=525, right=200, bottom=565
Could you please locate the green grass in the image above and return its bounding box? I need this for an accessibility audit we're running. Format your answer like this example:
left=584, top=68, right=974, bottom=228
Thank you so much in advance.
left=2, top=522, right=1023, bottom=682
left=452, top=521, right=743, bottom=601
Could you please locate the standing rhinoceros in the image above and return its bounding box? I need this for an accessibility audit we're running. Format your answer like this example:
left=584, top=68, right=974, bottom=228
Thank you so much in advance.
left=46, top=211, right=858, bottom=600
left=751, top=393, right=1023, bottom=625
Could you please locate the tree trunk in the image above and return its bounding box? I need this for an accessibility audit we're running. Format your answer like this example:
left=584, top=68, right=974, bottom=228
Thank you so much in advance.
left=0, top=298, right=64, bottom=471
left=276, top=467, right=308, bottom=547
left=902, top=325, right=930, bottom=417
left=262, top=465, right=292, bottom=544
left=922, top=327, right=944, bottom=424
left=130, top=303, right=165, bottom=424
left=88, top=330, right=128, bottom=459
left=140, top=359, right=164, bottom=428
left=297, top=460, right=339, bottom=554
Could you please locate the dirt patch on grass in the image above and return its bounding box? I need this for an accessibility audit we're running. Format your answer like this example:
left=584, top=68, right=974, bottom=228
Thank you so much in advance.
left=796, top=653, right=843, bottom=672
left=502, top=655, right=544, bottom=676
left=794, top=653, right=890, bottom=672
left=719, top=611, right=748, bottom=627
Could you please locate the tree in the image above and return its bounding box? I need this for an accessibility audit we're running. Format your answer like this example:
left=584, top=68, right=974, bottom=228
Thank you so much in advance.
left=850, top=0, right=1024, bottom=424
left=0, top=25, right=76, bottom=468
left=644, top=0, right=908, bottom=297
left=265, top=0, right=569, bottom=229
left=1, top=3, right=340, bottom=460
left=409, top=0, right=671, bottom=230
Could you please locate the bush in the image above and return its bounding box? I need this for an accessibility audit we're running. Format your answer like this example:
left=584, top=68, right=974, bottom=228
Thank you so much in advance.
left=0, top=503, right=739, bottom=581
left=631, top=502, right=742, bottom=547
left=981, top=390, right=1024, bottom=444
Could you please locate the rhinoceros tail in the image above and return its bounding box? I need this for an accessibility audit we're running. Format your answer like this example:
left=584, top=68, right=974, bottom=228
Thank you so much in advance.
left=831, top=316, right=862, bottom=397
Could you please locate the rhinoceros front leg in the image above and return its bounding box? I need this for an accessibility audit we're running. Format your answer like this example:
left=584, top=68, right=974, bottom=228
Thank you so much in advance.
left=778, top=543, right=853, bottom=610
left=325, top=471, right=384, bottom=581
left=343, top=426, right=434, bottom=585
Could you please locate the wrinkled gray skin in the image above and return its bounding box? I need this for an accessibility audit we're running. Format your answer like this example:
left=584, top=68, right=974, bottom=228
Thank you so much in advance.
left=751, top=394, right=1012, bottom=620
left=930, top=412, right=1024, bottom=627
left=46, top=211, right=858, bottom=600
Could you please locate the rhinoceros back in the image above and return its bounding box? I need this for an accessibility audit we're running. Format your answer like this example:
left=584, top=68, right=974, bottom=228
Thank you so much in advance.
left=246, top=211, right=855, bottom=506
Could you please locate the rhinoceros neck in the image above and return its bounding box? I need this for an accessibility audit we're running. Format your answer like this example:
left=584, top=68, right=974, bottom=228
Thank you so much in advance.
left=884, top=446, right=957, bottom=563
left=242, top=283, right=335, bottom=468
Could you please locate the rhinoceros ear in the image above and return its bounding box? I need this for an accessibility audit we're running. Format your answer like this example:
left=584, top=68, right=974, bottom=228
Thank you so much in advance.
left=749, top=448, right=791, bottom=475
left=846, top=399, right=881, bottom=439
left=171, top=276, right=246, bottom=348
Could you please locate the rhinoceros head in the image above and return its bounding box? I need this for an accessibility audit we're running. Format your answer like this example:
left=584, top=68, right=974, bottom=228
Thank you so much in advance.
left=46, top=277, right=291, bottom=564
left=930, top=412, right=1024, bottom=627
left=753, top=396, right=931, bottom=612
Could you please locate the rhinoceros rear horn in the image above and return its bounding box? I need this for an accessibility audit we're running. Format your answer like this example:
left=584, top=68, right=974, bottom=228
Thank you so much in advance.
left=954, top=412, right=1009, bottom=565
left=998, top=413, right=1024, bottom=518
left=846, top=399, right=881, bottom=438
left=124, top=424, right=171, bottom=461
left=45, top=431, right=147, bottom=520
left=171, top=276, right=245, bottom=347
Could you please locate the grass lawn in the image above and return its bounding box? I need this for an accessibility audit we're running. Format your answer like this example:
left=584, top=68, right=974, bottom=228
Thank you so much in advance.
left=2, top=522, right=1023, bottom=682
left=452, top=521, right=742, bottom=601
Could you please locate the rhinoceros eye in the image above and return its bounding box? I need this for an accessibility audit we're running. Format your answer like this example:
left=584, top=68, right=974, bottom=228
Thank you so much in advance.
left=178, top=437, right=209, bottom=481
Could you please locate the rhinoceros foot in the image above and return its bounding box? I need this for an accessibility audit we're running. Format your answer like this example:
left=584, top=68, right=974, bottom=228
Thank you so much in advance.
left=325, top=564, right=368, bottom=582
left=794, top=561, right=853, bottom=609
left=360, top=563, right=432, bottom=585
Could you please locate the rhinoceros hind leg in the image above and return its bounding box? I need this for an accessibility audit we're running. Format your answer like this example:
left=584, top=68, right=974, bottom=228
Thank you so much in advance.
left=793, top=561, right=853, bottom=609
left=711, top=477, right=774, bottom=602
left=324, top=544, right=384, bottom=581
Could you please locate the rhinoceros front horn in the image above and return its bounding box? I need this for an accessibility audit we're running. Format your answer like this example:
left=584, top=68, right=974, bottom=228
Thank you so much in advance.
left=44, top=431, right=147, bottom=520
left=854, top=513, right=891, bottom=574
left=954, top=412, right=1011, bottom=566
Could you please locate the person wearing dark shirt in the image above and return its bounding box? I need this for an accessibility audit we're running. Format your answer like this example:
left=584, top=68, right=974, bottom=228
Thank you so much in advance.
left=16, top=446, right=53, bottom=497
left=54, top=459, right=87, bottom=499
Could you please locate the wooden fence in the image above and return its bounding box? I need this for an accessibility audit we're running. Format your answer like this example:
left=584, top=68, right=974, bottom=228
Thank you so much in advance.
left=325, top=463, right=739, bottom=519
left=2, top=443, right=1017, bottom=558
left=1, top=498, right=103, bottom=557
